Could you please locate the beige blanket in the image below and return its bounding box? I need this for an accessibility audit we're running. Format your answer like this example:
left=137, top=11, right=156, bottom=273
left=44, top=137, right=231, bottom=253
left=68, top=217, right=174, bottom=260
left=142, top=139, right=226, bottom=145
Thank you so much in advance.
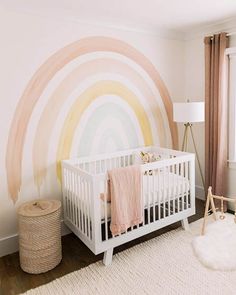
left=108, top=165, right=143, bottom=236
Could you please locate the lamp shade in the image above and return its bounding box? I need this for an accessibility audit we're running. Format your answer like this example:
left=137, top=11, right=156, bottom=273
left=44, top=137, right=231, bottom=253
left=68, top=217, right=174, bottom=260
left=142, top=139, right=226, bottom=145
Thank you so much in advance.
left=173, top=102, right=205, bottom=123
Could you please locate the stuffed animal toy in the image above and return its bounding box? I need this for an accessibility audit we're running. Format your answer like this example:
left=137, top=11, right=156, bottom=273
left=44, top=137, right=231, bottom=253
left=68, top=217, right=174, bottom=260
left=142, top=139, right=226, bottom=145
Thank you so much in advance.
left=140, top=151, right=160, bottom=175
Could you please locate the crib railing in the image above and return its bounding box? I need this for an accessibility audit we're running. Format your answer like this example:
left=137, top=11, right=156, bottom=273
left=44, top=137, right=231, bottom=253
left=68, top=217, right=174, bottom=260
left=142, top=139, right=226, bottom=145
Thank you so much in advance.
left=97, top=155, right=193, bottom=242
left=62, top=147, right=195, bottom=255
left=62, top=164, right=94, bottom=248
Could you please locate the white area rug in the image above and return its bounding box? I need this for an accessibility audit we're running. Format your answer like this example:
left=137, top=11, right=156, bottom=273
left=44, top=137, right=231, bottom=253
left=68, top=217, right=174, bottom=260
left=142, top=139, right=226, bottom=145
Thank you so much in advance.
left=24, top=217, right=236, bottom=295
left=192, top=213, right=236, bottom=271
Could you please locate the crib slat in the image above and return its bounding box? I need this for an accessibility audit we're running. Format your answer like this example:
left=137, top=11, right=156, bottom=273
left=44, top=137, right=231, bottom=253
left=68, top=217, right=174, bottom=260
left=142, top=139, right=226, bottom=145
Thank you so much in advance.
left=70, top=171, right=74, bottom=222
left=84, top=180, right=89, bottom=237
left=168, top=165, right=170, bottom=217
left=183, top=162, right=186, bottom=210
left=78, top=176, right=82, bottom=231
left=68, top=170, right=72, bottom=221
left=67, top=170, right=70, bottom=220
left=75, top=174, right=80, bottom=230
left=81, top=179, right=85, bottom=234
left=87, top=162, right=90, bottom=174
left=82, top=179, right=87, bottom=236
left=111, top=158, right=114, bottom=169
left=163, top=167, right=166, bottom=218
left=86, top=180, right=89, bottom=236
left=77, top=176, right=80, bottom=231
left=153, top=169, right=156, bottom=222
left=93, top=161, right=96, bottom=174
left=177, top=163, right=180, bottom=213
left=71, top=172, right=75, bottom=225
left=87, top=181, right=91, bottom=239
left=73, top=173, right=77, bottom=225
left=147, top=173, right=150, bottom=224
left=158, top=169, right=161, bottom=220
left=181, top=162, right=184, bottom=211
left=99, top=160, right=102, bottom=174
left=104, top=159, right=107, bottom=173
left=63, top=168, right=66, bottom=216
left=82, top=179, right=86, bottom=235
left=111, top=158, right=113, bottom=169
left=87, top=180, right=91, bottom=239
left=173, top=164, right=176, bottom=214
left=101, top=160, right=103, bottom=174
left=74, top=173, right=79, bottom=227
left=64, top=168, right=69, bottom=217
left=83, top=179, right=87, bottom=235
left=143, top=174, right=146, bottom=225
left=95, top=161, right=97, bottom=174
left=81, top=177, right=84, bottom=232
left=86, top=181, right=90, bottom=237
left=104, top=179, right=108, bottom=241
left=186, top=161, right=189, bottom=209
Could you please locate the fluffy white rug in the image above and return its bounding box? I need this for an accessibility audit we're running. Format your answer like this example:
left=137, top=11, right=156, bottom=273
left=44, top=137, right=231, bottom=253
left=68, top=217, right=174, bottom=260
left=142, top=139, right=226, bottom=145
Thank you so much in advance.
left=192, top=213, right=236, bottom=271
left=23, top=216, right=236, bottom=295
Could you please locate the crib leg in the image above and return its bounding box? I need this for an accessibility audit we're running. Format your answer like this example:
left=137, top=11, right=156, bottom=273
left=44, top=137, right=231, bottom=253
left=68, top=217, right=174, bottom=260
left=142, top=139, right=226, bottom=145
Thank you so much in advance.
left=103, top=248, right=113, bottom=266
left=181, top=218, right=190, bottom=231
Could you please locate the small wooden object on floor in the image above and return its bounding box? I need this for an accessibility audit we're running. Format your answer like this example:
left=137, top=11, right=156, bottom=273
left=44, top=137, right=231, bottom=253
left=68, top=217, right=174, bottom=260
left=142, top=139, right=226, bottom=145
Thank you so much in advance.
left=201, top=186, right=236, bottom=235
left=18, top=199, right=62, bottom=274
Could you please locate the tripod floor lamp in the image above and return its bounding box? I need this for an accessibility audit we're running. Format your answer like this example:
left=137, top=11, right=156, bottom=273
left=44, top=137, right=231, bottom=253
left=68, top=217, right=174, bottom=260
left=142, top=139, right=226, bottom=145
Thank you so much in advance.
left=173, top=102, right=205, bottom=189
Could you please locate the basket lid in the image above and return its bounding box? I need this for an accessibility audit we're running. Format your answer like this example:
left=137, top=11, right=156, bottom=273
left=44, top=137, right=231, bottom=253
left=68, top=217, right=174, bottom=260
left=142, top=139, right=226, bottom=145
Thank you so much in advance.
left=18, top=199, right=61, bottom=217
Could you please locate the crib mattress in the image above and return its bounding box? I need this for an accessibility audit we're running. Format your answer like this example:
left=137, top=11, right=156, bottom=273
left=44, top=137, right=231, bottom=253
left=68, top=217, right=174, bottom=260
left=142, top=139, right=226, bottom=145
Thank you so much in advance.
left=100, top=172, right=190, bottom=220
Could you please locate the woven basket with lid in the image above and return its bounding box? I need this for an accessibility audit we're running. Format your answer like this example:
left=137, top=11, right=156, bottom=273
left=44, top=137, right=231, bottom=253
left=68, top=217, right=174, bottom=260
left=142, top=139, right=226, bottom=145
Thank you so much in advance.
left=18, top=199, right=62, bottom=274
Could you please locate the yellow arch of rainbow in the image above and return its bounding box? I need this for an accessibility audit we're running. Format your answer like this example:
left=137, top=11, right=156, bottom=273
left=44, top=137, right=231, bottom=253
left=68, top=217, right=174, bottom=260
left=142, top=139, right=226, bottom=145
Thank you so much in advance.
left=56, top=80, right=153, bottom=180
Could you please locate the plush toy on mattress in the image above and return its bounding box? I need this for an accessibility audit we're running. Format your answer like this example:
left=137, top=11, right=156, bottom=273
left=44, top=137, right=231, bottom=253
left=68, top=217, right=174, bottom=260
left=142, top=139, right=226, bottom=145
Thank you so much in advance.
left=140, top=151, right=160, bottom=175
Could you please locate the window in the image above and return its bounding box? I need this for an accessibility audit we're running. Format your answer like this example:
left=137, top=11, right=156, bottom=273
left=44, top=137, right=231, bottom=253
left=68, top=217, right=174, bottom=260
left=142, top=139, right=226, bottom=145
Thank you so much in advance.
left=226, top=47, right=236, bottom=167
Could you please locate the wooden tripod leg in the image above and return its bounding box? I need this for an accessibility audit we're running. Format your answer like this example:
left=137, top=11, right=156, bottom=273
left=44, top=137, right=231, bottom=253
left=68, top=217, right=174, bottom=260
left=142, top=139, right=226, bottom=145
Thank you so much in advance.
left=210, top=196, right=217, bottom=221
left=201, top=189, right=211, bottom=235
left=189, top=125, right=205, bottom=189
left=181, top=125, right=188, bottom=151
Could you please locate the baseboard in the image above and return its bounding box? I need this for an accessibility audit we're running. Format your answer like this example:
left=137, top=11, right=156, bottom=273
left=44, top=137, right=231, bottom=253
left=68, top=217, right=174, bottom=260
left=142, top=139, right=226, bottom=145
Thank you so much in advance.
left=0, top=220, right=71, bottom=258
left=61, top=220, right=72, bottom=236
left=0, top=234, right=19, bottom=258
left=227, top=195, right=236, bottom=211
left=0, top=187, right=206, bottom=258
left=195, top=185, right=205, bottom=200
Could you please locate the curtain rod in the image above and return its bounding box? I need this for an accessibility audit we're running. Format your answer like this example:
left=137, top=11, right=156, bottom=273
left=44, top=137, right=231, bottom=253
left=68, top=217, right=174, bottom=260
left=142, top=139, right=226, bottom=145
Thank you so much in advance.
left=227, top=32, right=236, bottom=37
left=210, top=32, right=236, bottom=39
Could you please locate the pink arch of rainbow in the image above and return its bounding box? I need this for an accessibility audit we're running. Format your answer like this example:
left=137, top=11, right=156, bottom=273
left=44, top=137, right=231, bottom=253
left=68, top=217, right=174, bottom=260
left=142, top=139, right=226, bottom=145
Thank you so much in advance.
left=5, top=36, right=178, bottom=203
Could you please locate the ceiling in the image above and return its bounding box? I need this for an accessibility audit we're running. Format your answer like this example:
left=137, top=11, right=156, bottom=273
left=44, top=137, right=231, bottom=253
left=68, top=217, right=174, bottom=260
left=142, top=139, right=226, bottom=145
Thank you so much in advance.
left=2, top=0, right=236, bottom=34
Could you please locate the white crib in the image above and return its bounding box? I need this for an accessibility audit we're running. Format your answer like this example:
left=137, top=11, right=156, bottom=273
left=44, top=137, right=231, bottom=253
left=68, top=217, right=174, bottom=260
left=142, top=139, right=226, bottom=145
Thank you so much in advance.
left=62, top=146, right=195, bottom=265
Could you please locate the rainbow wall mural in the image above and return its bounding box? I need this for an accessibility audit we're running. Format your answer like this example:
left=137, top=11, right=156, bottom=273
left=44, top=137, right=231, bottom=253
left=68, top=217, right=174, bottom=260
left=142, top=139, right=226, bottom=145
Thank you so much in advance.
left=5, top=36, right=178, bottom=203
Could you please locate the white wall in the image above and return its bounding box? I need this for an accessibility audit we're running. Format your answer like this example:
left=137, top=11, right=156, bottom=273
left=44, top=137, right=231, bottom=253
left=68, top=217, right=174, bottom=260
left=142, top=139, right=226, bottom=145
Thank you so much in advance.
left=183, top=37, right=205, bottom=198
left=0, top=8, right=185, bottom=256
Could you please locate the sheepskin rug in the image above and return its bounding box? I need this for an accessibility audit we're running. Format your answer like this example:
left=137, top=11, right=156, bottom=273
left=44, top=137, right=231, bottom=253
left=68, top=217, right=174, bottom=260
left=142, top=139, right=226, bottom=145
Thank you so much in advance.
left=192, top=213, right=236, bottom=271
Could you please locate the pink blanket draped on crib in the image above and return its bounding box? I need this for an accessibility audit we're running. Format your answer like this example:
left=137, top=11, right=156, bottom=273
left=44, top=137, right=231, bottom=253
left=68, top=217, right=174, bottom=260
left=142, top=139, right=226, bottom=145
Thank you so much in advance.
left=107, top=165, right=143, bottom=236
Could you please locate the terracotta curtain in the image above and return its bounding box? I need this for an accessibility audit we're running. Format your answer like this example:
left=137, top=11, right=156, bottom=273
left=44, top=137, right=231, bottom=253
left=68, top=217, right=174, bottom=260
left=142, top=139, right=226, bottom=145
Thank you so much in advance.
left=204, top=33, right=229, bottom=200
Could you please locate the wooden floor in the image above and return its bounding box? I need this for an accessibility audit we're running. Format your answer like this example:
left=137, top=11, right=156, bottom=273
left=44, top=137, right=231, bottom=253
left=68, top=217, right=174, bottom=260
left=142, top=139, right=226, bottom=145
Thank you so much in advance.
left=0, top=199, right=205, bottom=295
